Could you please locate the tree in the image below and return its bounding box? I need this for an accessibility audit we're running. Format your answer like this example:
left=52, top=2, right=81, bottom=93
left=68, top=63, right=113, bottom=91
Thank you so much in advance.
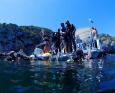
left=99, top=34, right=112, bottom=45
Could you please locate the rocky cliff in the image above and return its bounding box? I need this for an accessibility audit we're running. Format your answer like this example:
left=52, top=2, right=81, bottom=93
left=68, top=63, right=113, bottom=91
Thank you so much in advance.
left=0, top=23, right=53, bottom=53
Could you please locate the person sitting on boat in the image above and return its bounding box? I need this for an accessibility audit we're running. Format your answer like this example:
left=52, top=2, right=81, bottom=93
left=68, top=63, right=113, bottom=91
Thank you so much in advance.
left=43, top=44, right=51, bottom=53
left=41, top=29, right=51, bottom=54
left=31, top=44, right=51, bottom=60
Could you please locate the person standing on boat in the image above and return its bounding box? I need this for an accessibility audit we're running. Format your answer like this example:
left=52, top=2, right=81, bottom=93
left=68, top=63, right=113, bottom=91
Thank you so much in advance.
left=55, top=29, right=61, bottom=54
left=52, top=29, right=61, bottom=54
left=65, top=20, right=76, bottom=52
left=51, top=32, right=57, bottom=54
left=60, top=23, right=69, bottom=53
left=91, top=27, right=98, bottom=48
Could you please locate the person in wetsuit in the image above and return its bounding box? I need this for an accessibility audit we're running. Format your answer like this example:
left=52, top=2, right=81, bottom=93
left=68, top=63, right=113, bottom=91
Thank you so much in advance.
left=55, top=29, right=61, bottom=54
left=60, top=23, right=69, bottom=53
left=65, top=20, right=76, bottom=52
left=52, top=29, right=61, bottom=54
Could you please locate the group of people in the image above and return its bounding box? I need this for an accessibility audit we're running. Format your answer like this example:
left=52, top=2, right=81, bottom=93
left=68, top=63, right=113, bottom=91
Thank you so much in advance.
left=52, top=20, right=76, bottom=54
left=33, top=20, right=77, bottom=59
left=32, top=20, right=100, bottom=61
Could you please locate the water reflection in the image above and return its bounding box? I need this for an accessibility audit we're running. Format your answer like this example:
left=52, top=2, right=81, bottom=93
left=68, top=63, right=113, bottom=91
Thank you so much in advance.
left=0, top=55, right=115, bottom=93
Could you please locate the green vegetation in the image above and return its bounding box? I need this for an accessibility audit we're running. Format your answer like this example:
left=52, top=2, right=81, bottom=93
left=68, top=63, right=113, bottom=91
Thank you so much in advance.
left=20, top=26, right=53, bottom=36
left=99, top=33, right=112, bottom=44
left=112, top=37, right=115, bottom=42
left=0, top=23, right=53, bottom=52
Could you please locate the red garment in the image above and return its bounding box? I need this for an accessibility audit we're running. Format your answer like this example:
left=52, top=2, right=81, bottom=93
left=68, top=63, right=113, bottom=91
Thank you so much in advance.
left=43, top=45, right=50, bottom=53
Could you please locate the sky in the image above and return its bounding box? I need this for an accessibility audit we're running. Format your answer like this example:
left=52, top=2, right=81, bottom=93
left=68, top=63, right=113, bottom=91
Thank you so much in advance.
left=0, top=0, right=115, bottom=36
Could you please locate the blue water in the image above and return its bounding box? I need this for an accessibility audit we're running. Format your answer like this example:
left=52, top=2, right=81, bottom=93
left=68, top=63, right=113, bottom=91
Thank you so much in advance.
left=0, top=54, right=115, bottom=93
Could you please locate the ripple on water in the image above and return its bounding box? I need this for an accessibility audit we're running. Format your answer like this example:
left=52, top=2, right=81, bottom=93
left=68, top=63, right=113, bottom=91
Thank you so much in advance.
left=0, top=55, right=115, bottom=93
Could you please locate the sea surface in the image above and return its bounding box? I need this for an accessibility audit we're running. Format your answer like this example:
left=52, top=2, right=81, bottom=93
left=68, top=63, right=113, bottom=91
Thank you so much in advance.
left=0, top=54, right=115, bottom=93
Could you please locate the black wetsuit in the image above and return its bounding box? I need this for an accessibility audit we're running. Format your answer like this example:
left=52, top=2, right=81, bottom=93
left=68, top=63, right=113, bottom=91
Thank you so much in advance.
left=66, top=24, right=76, bottom=52
left=61, top=27, right=70, bottom=53
left=55, top=32, right=61, bottom=53
left=52, top=32, right=61, bottom=54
